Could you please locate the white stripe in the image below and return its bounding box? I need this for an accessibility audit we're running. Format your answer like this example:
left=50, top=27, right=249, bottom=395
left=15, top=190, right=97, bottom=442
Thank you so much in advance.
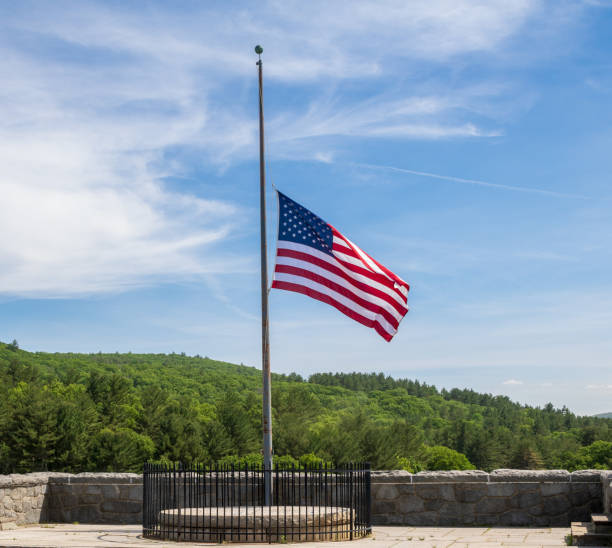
left=333, top=235, right=386, bottom=276
left=274, top=272, right=397, bottom=337
left=333, top=239, right=408, bottom=295
left=331, top=248, right=367, bottom=269
left=276, top=241, right=407, bottom=308
left=275, top=255, right=404, bottom=323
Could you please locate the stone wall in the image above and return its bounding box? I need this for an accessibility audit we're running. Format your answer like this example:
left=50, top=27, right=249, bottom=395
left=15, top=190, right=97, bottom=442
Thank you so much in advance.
left=46, top=473, right=142, bottom=525
left=0, top=473, right=50, bottom=530
left=1, top=470, right=610, bottom=529
left=603, top=471, right=612, bottom=514
left=371, top=469, right=606, bottom=526
left=0, top=473, right=142, bottom=529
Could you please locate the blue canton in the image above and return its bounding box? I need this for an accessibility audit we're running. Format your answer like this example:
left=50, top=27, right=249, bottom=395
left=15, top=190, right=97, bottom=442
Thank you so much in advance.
left=277, top=191, right=333, bottom=256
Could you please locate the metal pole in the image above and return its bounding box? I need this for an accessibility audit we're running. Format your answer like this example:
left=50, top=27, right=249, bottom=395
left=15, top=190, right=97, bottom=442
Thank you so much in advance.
left=255, top=44, right=273, bottom=506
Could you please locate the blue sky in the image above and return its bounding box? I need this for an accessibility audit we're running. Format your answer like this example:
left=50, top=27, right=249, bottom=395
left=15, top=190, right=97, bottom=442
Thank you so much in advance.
left=1, top=1, right=611, bottom=415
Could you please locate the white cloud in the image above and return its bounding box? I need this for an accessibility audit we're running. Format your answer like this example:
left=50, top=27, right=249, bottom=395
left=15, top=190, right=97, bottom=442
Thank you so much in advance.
left=0, top=1, right=576, bottom=296
left=0, top=51, right=249, bottom=296
left=503, top=379, right=524, bottom=385
left=354, top=163, right=587, bottom=198
left=19, top=0, right=536, bottom=80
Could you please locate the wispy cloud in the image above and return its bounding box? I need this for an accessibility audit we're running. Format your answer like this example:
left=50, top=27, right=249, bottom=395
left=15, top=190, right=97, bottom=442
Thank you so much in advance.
left=354, top=163, right=589, bottom=198
left=0, top=1, right=582, bottom=296
left=267, top=89, right=509, bottom=162
left=503, top=379, right=524, bottom=385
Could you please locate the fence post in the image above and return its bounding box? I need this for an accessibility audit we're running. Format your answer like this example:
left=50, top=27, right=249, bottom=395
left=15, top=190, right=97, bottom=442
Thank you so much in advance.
left=346, top=464, right=351, bottom=540
left=365, top=463, right=371, bottom=535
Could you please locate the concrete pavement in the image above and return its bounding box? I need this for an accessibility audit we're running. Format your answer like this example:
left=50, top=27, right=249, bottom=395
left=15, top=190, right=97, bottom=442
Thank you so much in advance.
left=0, top=524, right=579, bottom=547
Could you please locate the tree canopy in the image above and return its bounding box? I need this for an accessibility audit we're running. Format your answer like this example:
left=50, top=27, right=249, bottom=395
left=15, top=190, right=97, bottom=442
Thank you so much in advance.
left=1, top=342, right=610, bottom=473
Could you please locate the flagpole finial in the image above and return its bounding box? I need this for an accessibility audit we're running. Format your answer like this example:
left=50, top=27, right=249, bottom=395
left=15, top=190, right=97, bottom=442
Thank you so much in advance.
left=255, top=45, right=263, bottom=56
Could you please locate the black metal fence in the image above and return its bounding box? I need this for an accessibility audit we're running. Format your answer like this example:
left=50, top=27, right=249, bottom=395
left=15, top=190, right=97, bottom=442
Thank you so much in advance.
left=143, top=462, right=371, bottom=543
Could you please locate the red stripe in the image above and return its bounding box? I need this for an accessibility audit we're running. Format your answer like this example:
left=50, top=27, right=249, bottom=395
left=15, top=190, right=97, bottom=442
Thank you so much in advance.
left=332, top=246, right=403, bottom=294
left=331, top=226, right=410, bottom=293
left=276, top=248, right=408, bottom=315
left=330, top=246, right=407, bottom=304
left=274, top=264, right=400, bottom=329
left=271, top=280, right=394, bottom=342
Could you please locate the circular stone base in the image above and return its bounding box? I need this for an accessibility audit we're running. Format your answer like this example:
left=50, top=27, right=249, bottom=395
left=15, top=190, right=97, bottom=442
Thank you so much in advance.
left=153, top=506, right=356, bottom=542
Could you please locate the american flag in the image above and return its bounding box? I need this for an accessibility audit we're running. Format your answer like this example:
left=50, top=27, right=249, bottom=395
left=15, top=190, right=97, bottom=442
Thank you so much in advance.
left=272, top=191, right=409, bottom=341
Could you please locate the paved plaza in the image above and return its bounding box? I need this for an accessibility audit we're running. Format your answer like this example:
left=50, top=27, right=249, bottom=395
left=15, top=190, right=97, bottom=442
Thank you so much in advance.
left=0, top=524, right=580, bottom=547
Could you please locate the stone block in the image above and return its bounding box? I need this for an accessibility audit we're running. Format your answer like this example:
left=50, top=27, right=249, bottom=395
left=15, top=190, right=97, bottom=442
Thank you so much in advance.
left=396, top=483, right=417, bottom=496
left=487, top=483, right=516, bottom=497
left=568, top=503, right=594, bottom=522
left=475, top=497, right=508, bottom=514
left=569, top=484, right=592, bottom=506
left=516, top=482, right=538, bottom=493
left=126, top=485, right=142, bottom=501
left=384, top=513, right=409, bottom=525
left=456, top=484, right=486, bottom=503
left=587, top=482, right=601, bottom=497
left=439, top=501, right=471, bottom=523
left=570, top=469, right=603, bottom=483
left=83, top=484, right=102, bottom=496
left=97, top=511, right=141, bottom=525
left=424, top=499, right=443, bottom=511
left=9, top=474, right=42, bottom=488
left=412, top=470, right=489, bottom=483
left=100, top=500, right=141, bottom=514
left=374, top=483, right=398, bottom=500
left=78, top=494, right=102, bottom=505
left=541, top=494, right=571, bottom=516
left=527, top=503, right=543, bottom=516
left=21, top=498, right=32, bottom=513
left=398, top=497, right=425, bottom=513
left=533, top=515, right=552, bottom=526
left=371, top=470, right=412, bottom=483
left=405, top=511, right=439, bottom=526
left=498, top=510, right=532, bottom=526
left=541, top=483, right=569, bottom=496
left=415, top=484, right=454, bottom=501
left=59, top=494, right=79, bottom=509
left=474, top=513, right=499, bottom=525
left=548, top=514, right=569, bottom=526
left=101, top=484, right=119, bottom=499
left=24, top=509, right=42, bottom=523
left=518, top=491, right=541, bottom=509
left=489, top=469, right=570, bottom=482
left=70, top=506, right=103, bottom=523
left=371, top=500, right=398, bottom=515
left=506, top=495, right=520, bottom=509
left=69, top=472, right=141, bottom=484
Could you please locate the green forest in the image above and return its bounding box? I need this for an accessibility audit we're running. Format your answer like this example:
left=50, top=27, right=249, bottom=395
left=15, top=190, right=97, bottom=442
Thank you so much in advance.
left=1, top=340, right=611, bottom=474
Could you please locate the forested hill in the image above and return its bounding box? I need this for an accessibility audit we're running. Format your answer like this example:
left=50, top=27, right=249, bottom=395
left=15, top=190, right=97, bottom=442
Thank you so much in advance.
left=1, top=340, right=611, bottom=474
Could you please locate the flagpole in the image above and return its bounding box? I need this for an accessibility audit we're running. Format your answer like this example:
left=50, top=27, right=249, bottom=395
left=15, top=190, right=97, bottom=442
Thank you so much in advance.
left=255, top=44, right=273, bottom=505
